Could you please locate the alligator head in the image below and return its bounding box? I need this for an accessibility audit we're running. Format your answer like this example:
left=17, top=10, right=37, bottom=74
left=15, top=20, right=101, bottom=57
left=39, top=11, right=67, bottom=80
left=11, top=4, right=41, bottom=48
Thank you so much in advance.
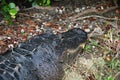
left=56, top=28, right=87, bottom=64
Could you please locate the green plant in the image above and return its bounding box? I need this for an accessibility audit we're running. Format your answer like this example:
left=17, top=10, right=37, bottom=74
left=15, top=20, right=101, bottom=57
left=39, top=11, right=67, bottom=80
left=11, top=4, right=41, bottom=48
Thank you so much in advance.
left=40, top=0, right=51, bottom=6
left=30, top=0, right=51, bottom=6
left=0, top=0, right=51, bottom=25
left=105, top=76, right=114, bottom=80
left=0, top=0, right=18, bottom=25
left=84, top=45, right=91, bottom=52
left=96, top=58, right=119, bottom=80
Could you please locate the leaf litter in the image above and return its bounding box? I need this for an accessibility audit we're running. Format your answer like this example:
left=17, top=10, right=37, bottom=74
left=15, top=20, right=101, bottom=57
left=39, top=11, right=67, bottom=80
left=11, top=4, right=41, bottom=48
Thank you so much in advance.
left=0, top=1, right=120, bottom=80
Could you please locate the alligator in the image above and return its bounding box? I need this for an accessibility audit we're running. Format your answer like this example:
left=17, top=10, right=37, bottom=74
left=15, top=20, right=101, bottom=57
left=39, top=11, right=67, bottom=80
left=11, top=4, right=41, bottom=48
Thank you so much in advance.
left=0, top=28, right=87, bottom=80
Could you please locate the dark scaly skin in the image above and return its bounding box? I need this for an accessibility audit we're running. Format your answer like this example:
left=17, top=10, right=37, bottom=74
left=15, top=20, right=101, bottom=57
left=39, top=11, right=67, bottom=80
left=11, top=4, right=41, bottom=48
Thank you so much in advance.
left=0, top=28, right=87, bottom=80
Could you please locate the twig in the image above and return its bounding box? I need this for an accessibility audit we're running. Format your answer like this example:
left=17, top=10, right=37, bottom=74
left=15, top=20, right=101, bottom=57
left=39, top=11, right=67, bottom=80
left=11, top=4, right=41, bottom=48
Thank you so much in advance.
left=71, top=15, right=120, bottom=21
left=70, top=6, right=118, bottom=21
left=22, top=6, right=56, bottom=11
left=18, top=13, right=37, bottom=19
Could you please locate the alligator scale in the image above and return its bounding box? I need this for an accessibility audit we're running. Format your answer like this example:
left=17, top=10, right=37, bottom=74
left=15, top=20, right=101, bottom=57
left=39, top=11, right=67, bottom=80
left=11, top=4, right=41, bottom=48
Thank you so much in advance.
left=0, top=28, right=87, bottom=80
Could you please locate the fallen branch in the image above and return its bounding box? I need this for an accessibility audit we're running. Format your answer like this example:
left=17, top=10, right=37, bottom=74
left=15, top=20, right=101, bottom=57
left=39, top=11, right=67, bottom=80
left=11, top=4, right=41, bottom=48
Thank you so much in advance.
left=71, top=15, right=120, bottom=21
left=70, top=6, right=118, bottom=21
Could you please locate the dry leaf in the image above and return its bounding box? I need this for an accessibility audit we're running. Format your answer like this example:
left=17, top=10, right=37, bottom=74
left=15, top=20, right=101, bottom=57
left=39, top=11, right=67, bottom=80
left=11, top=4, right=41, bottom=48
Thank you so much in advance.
left=0, top=40, right=6, bottom=46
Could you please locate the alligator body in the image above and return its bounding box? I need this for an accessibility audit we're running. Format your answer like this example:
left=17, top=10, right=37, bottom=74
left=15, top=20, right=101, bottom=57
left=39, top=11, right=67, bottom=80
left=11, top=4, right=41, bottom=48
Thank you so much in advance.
left=0, top=28, right=87, bottom=80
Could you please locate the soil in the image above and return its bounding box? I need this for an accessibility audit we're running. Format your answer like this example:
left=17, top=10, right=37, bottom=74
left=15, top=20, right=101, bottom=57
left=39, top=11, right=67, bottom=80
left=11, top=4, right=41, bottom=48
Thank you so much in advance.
left=0, top=0, right=120, bottom=80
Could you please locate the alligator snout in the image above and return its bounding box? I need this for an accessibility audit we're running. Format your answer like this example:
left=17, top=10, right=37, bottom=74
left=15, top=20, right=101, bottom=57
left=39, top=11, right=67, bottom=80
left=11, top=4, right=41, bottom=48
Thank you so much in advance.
left=60, top=28, right=87, bottom=49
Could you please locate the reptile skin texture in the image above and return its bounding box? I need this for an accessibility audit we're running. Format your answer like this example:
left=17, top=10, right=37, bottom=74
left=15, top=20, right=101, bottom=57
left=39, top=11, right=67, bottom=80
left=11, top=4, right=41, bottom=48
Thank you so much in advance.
left=0, top=28, right=87, bottom=80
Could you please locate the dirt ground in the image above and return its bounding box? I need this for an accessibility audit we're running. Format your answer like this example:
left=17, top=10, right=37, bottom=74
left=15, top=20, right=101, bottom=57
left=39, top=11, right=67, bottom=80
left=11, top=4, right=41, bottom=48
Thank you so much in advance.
left=0, top=0, right=120, bottom=80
